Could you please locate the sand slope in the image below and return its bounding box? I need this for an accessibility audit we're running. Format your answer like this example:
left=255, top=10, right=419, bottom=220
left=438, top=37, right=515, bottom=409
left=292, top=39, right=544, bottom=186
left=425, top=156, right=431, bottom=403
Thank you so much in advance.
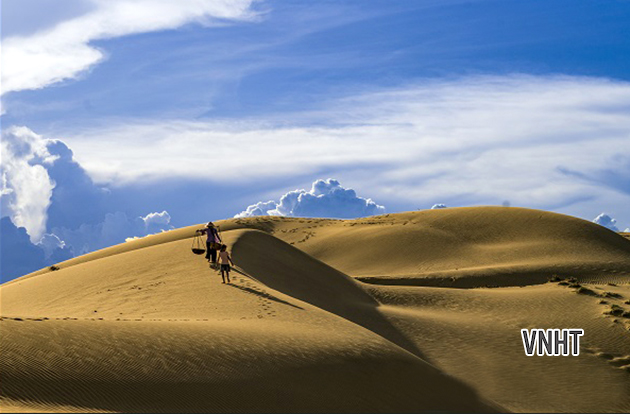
left=2, top=207, right=630, bottom=412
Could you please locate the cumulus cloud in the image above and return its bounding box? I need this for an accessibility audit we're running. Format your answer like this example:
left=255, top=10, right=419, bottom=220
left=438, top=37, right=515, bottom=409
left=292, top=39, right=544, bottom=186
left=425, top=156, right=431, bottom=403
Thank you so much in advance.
left=142, top=210, right=172, bottom=234
left=43, top=139, right=110, bottom=230
left=0, top=126, right=175, bottom=281
left=1, top=0, right=257, bottom=95
left=431, top=204, right=447, bottom=209
left=235, top=179, right=385, bottom=219
left=1, top=126, right=56, bottom=240
left=593, top=213, right=619, bottom=232
left=235, top=200, right=278, bottom=218
left=36, top=233, right=69, bottom=259
left=0, top=125, right=111, bottom=240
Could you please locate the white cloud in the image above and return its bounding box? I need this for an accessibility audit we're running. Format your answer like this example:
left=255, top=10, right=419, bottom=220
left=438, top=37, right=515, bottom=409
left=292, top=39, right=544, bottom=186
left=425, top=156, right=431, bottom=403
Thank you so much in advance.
left=235, top=178, right=385, bottom=219
left=1, top=124, right=177, bottom=277
left=0, top=125, right=112, bottom=243
left=0, top=124, right=180, bottom=281
left=141, top=210, right=172, bottom=233
left=60, top=75, right=630, bottom=182
left=235, top=200, right=278, bottom=218
left=1, top=0, right=257, bottom=95
left=142, top=210, right=170, bottom=225
left=0, top=126, right=56, bottom=241
left=28, top=74, right=630, bottom=227
left=593, top=213, right=619, bottom=232
left=36, top=233, right=67, bottom=258
left=431, top=204, right=447, bottom=209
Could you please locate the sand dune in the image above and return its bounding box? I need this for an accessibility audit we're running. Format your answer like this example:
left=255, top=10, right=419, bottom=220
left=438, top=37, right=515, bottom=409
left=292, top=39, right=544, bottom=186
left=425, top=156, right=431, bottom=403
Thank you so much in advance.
left=259, top=207, right=630, bottom=286
left=2, top=207, right=629, bottom=412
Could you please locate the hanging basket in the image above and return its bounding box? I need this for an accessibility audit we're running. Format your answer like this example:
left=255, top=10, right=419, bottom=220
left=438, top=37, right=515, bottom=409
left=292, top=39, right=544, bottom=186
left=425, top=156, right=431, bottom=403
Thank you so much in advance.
left=191, top=233, right=206, bottom=255
left=208, top=242, right=222, bottom=250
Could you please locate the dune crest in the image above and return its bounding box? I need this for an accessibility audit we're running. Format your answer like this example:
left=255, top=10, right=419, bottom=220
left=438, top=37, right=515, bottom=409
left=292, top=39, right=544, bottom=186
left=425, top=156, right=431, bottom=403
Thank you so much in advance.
left=260, top=207, right=630, bottom=286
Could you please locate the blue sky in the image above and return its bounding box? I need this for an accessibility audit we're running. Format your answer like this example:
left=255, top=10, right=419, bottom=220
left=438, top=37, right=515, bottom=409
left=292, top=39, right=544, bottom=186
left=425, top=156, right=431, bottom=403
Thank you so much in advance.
left=4, top=0, right=630, bottom=127
left=2, top=0, right=630, bottom=280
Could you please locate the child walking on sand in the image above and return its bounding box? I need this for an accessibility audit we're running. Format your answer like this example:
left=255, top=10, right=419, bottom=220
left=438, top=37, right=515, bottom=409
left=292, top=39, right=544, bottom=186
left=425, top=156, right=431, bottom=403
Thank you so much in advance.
left=218, top=244, right=235, bottom=284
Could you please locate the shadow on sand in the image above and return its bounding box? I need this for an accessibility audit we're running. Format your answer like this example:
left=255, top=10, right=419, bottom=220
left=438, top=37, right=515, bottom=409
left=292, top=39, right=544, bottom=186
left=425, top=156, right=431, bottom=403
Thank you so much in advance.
left=227, top=271, right=305, bottom=310
left=231, top=230, right=427, bottom=361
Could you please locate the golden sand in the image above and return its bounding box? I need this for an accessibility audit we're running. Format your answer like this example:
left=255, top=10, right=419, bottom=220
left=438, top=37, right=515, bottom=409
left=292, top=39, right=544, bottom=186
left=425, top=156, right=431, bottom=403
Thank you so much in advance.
left=2, top=207, right=629, bottom=412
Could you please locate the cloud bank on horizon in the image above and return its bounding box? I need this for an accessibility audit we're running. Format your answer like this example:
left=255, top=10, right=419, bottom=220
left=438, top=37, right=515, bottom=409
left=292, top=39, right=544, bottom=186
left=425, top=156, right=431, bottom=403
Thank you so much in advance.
left=235, top=179, right=385, bottom=219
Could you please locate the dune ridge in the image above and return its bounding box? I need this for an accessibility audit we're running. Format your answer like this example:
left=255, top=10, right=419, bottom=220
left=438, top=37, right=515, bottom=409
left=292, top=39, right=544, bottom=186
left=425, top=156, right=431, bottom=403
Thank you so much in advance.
left=255, top=207, right=630, bottom=286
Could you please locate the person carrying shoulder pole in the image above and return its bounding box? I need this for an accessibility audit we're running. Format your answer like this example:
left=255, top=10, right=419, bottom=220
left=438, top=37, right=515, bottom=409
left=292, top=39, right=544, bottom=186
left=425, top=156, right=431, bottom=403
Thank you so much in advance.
left=196, top=222, right=222, bottom=267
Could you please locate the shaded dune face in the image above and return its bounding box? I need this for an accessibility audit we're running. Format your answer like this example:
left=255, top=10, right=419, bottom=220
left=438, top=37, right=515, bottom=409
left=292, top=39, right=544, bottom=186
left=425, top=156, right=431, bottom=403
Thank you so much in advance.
left=2, top=207, right=629, bottom=413
left=233, top=229, right=431, bottom=359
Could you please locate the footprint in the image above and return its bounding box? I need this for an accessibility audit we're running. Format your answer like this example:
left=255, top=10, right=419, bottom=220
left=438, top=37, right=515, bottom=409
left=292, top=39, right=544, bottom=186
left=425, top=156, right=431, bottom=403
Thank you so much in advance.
left=609, top=356, right=630, bottom=367
left=592, top=351, right=614, bottom=360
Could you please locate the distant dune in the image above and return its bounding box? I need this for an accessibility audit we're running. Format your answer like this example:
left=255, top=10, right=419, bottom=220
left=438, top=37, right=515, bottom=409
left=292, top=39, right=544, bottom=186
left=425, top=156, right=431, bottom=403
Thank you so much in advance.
left=263, top=207, right=630, bottom=286
left=2, top=207, right=629, bottom=412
